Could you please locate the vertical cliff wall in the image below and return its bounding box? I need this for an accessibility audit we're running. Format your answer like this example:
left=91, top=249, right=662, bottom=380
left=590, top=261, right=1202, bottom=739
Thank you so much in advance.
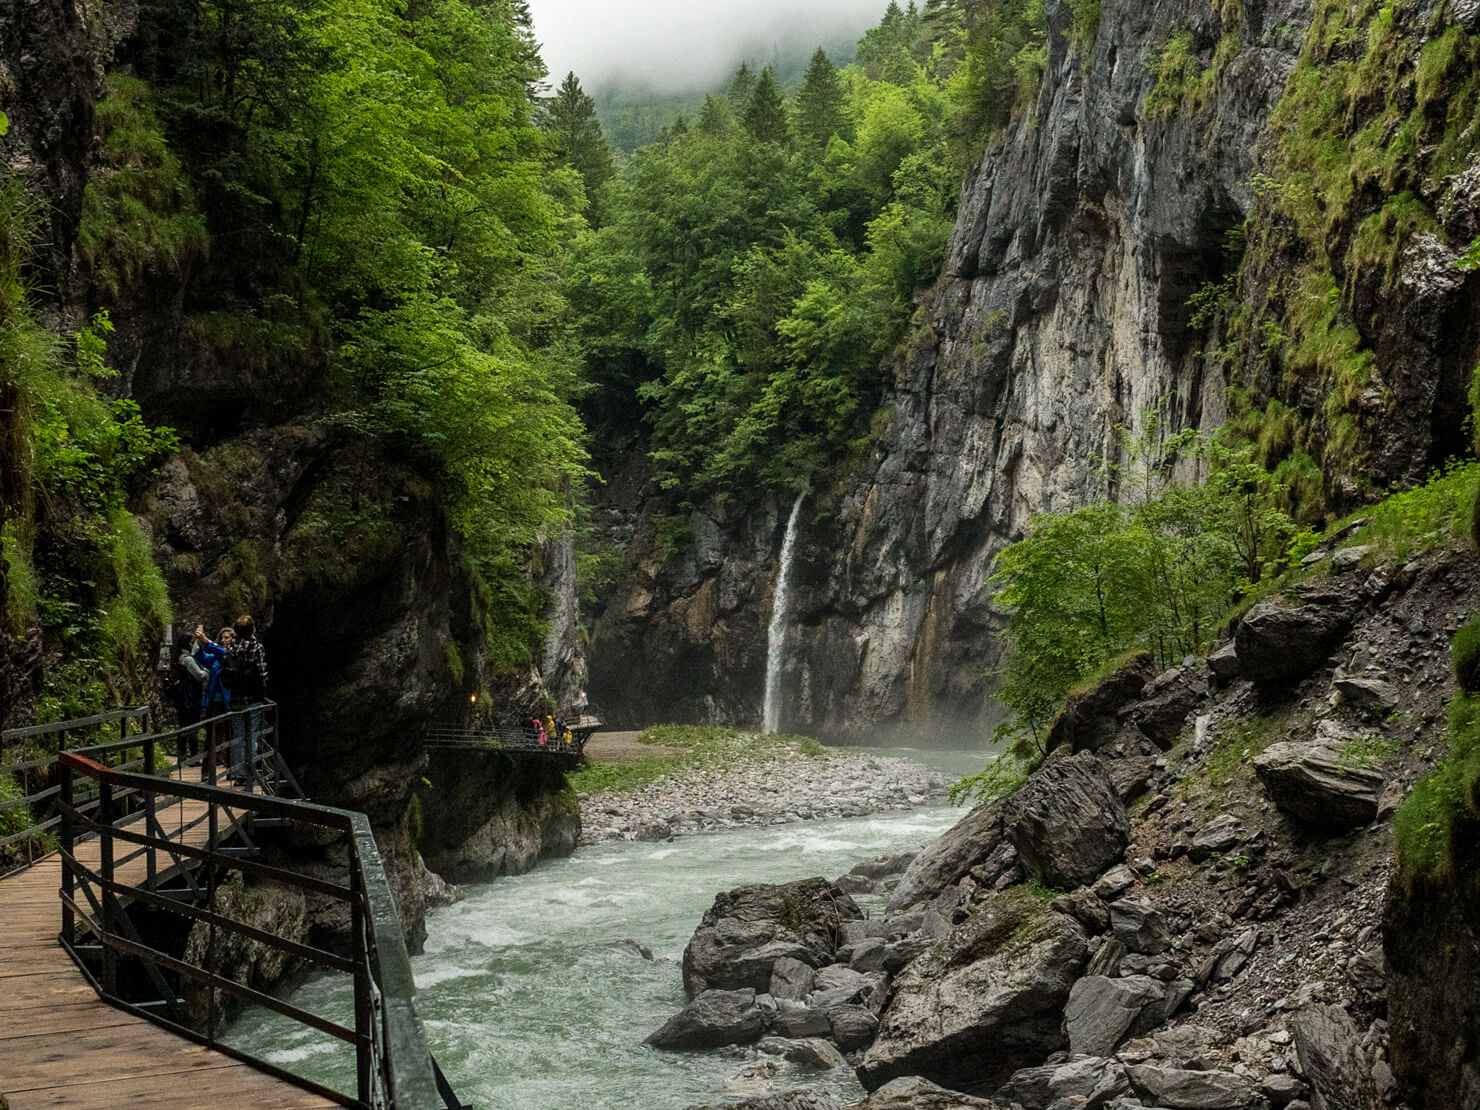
left=590, top=0, right=1480, bottom=740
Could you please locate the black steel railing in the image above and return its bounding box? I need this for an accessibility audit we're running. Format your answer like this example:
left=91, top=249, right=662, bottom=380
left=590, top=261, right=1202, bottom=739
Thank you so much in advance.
left=0, top=706, right=153, bottom=874
left=58, top=733, right=462, bottom=1109
left=423, top=725, right=589, bottom=756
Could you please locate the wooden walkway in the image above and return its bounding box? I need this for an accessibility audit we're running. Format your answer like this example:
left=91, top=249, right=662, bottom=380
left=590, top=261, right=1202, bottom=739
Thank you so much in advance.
left=0, top=773, right=338, bottom=1109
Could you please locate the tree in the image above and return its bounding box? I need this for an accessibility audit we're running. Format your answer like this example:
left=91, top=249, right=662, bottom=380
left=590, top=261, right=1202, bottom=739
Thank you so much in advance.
left=542, top=72, right=618, bottom=225
left=728, top=61, right=757, bottom=105
left=742, top=67, right=788, bottom=144
left=697, top=95, right=734, bottom=136
left=795, top=49, right=846, bottom=147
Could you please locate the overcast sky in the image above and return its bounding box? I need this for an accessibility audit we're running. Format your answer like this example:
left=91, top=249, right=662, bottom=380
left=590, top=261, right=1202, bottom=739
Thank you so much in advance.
left=526, top=0, right=888, bottom=93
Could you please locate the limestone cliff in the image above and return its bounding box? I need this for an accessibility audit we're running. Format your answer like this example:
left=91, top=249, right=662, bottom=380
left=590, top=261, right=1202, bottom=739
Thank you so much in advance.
left=589, top=0, right=1480, bottom=739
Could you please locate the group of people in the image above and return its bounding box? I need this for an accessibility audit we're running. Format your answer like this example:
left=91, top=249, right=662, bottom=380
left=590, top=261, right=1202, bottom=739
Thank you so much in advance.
left=529, top=714, right=574, bottom=747
left=167, top=615, right=270, bottom=785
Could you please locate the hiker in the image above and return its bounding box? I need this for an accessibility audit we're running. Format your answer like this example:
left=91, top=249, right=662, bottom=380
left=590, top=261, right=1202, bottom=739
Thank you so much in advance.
left=532, top=716, right=547, bottom=746
left=170, top=634, right=208, bottom=760
left=225, top=615, right=269, bottom=786
left=194, top=626, right=232, bottom=780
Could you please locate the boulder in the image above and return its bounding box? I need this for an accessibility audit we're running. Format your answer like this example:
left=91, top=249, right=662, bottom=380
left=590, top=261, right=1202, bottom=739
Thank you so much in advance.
left=770, top=956, right=816, bottom=1002
left=1124, top=1064, right=1268, bottom=1109
left=1064, top=975, right=1169, bottom=1056
left=1234, top=585, right=1363, bottom=683
left=1208, top=641, right=1241, bottom=679
left=1332, top=675, right=1399, bottom=712
left=829, top=1003, right=879, bottom=1050
left=1004, top=751, right=1131, bottom=890
left=646, top=988, right=765, bottom=1050
left=1188, top=814, right=1246, bottom=862
left=1289, top=1004, right=1378, bottom=1110
left=853, top=1077, right=1001, bottom=1109
left=1253, top=741, right=1383, bottom=830
left=851, top=853, right=919, bottom=880
left=682, top=878, right=863, bottom=996
left=857, top=888, right=1088, bottom=1093
left=758, top=1036, right=848, bottom=1070
left=1129, top=667, right=1207, bottom=748
left=995, top=1056, right=1130, bottom=1110
left=887, top=798, right=1007, bottom=913
left=774, top=1002, right=832, bottom=1039
left=1047, top=652, right=1157, bottom=753
left=1109, top=896, right=1170, bottom=954
left=683, top=1093, right=841, bottom=1110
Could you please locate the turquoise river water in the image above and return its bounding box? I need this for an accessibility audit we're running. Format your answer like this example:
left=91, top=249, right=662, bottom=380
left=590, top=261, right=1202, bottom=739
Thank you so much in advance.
left=229, top=748, right=990, bottom=1110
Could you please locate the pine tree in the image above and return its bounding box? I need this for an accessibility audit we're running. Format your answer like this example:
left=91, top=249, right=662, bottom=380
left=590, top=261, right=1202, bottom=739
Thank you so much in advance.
left=728, top=61, right=757, bottom=106
left=742, top=66, right=788, bottom=144
left=698, top=95, right=734, bottom=136
left=795, top=48, right=846, bottom=147
left=541, top=72, right=617, bottom=224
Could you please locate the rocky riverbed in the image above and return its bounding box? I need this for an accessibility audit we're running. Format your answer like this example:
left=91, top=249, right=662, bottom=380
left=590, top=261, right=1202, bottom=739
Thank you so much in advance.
left=578, top=746, right=951, bottom=846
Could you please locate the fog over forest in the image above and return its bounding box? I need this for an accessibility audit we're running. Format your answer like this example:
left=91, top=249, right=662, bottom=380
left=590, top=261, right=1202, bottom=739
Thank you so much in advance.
left=525, top=0, right=888, bottom=93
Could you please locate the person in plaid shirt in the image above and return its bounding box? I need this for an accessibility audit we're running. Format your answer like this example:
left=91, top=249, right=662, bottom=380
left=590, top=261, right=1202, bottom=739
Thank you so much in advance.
left=227, top=615, right=269, bottom=784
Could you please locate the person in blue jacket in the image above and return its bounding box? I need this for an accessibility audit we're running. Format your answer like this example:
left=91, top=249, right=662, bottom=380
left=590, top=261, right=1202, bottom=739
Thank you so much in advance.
left=193, top=625, right=233, bottom=778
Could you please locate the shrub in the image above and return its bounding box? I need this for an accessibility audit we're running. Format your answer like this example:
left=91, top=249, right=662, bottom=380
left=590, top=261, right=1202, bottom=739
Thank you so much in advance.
left=1453, top=618, right=1480, bottom=696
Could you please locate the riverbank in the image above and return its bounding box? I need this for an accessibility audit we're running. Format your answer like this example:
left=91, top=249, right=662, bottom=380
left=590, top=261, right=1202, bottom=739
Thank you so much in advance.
left=574, top=726, right=951, bottom=846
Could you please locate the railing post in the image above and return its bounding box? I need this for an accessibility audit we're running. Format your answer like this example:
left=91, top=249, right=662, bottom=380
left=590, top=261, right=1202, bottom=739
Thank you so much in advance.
left=145, top=734, right=157, bottom=890
left=351, top=868, right=373, bottom=1108
left=99, top=777, right=117, bottom=997
left=59, top=759, right=74, bottom=944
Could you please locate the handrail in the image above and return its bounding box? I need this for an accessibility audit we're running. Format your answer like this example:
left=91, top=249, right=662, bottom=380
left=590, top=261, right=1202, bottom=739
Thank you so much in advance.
left=54, top=709, right=458, bottom=1110
left=1, top=704, right=151, bottom=744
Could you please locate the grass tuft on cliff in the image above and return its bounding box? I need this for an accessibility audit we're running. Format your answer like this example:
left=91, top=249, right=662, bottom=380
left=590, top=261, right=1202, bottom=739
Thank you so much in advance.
left=569, top=725, right=825, bottom=795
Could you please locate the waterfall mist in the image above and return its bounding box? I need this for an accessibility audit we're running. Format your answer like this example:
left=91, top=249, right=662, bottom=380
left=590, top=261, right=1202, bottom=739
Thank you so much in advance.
left=763, top=493, right=805, bottom=734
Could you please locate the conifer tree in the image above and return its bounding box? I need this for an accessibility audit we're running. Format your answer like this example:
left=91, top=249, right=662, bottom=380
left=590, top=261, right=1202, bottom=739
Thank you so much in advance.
left=742, top=66, right=788, bottom=144
left=698, top=94, right=734, bottom=136
left=795, top=48, right=846, bottom=147
left=542, top=72, right=617, bottom=224
left=728, top=61, right=757, bottom=105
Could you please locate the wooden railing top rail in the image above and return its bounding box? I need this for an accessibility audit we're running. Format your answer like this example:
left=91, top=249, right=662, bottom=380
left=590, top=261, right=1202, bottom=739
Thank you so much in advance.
left=1, top=705, right=151, bottom=743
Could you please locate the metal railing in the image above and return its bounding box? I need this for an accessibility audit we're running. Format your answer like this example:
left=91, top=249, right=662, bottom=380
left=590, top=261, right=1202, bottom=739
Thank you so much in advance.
left=424, top=707, right=604, bottom=758
left=36, top=704, right=464, bottom=1110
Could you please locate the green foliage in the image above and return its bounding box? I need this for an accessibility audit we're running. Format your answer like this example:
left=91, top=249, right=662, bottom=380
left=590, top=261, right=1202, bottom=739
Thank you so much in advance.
left=542, top=72, right=619, bottom=226
left=1144, top=31, right=1242, bottom=120
left=567, top=724, right=826, bottom=794
left=1396, top=690, right=1480, bottom=889
left=1065, top=0, right=1101, bottom=51
left=1452, top=617, right=1480, bottom=696
left=949, top=746, right=1031, bottom=804
left=1349, top=459, right=1480, bottom=563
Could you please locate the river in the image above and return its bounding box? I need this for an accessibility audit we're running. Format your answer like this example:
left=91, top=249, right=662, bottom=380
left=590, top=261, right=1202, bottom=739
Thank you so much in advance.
left=230, top=748, right=991, bottom=1109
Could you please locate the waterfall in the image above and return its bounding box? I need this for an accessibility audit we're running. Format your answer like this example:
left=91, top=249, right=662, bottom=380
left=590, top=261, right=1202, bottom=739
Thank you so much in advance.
left=763, top=492, right=805, bottom=734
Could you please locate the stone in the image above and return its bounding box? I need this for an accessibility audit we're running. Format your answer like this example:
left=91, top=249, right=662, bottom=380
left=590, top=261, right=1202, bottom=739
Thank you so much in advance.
left=829, top=1003, right=880, bottom=1050
left=1064, top=975, right=1168, bottom=1057
left=1130, top=667, right=1207, bottom=748
left=1085, top=936, right=1127, bottom=978
left=853, top=1076, right=1000, bottom=1109
left=1332, top=676, right=1400, bottom=712
left=1124, top=1064, right=1267, bottom=1109
left=1092, top=865, right=1138, bottom=901
left=1208, top=641, right=1241, bottom=680
left=646, top=989, right=765, bottom=1050
left=682, top=1092, right=842, bottom=1110
left=682, top=878, right=863, bottom=997
left=851, top=853, right=919, bottom=880
left=1253, top=741, right=1384, bottom=830
left=1235, top=585, right=1364, bottom=683
left=774, top=1002, right=832, bottom=1039
left=607, top=938, right=655, bottom=961
left=1052, top=888, right=1110, bottom=933
left=995, top=1056, right=1130, bottom=1109
left=1260, top=1075, right=1305, bottom=1109
left=1329, top=545, right=1371, bottom=571
left=1188, top=814, right=1245, bottom=862
left=1290, top=1004, right=1378, bottom=1110
left=770, top=957, right=816, bottom=1002
left=1004, top=751, right=1131, bottom=890
left=851, top=937, right=891, bottom=974
left=1047, top=652, right=1157, bottom=753
left=1346, top=947, right=1385, bottom=995
left=814, top=964, right=871, bottom=995
left=768, top=1036, right=847, bottom=1070
left=888, top=796, right=1008, bottom=912
left=1109, top=897, right=1170, bottom=955
left=857, top=888, right=1087, bottom=1093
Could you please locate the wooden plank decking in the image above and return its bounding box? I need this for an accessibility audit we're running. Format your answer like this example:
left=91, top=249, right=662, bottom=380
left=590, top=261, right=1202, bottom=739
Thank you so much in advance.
left=0, top=773, right=338, bottom=1109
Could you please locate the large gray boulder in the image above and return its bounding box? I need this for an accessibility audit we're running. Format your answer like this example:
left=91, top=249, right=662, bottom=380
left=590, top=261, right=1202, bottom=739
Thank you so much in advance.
left=683, top=878, right=863, bottom=997
left=1290, top=1004, right=1378, bottom=1110
left=1253, top=739, right=1384, bottom=830
left=995, top=1056, right=1130, bottom=1109
left=857, top=888, right=1088, bottom=1093
left=853, top=1077, right=1002, bottom=1109
left=1125, top=1064, right=1269, bottom=1109
left=1046, top=652, right=1156, bottom=753
left=646, top=988, right=766, bottom=1050
left=1003, top=751, right=1130, bottom=890
left=683, top=1093, right=841, bottom=1110
left=1063, top=974, right=1169, bottom=1056
left=1234, top=584, right=1363, bottom=683
left=887, top=797, right=1007, bottom=913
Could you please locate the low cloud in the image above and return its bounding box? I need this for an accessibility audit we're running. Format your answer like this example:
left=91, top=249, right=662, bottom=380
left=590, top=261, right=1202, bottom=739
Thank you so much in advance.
left=527, top=0, right=887, bottom=93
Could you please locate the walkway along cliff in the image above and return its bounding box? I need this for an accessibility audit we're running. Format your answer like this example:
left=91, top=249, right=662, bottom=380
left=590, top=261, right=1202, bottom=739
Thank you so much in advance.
left=588, top=0, right=1480, bottom=739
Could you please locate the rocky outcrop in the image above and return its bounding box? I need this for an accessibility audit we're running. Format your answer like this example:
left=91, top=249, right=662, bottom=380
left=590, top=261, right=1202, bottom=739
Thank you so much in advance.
left=857, top=888, right=1088, bottom=1093
left=1253, top=737, right=1384, bottom=830
left=181, top=876, right=309, bottom=1033
left=1289, top=1004, right=1378, bottom=1110
left=683, top=879, right=863, bottom=998
left=1234, top=584, right=1367, bottom=684
left=854, top=1078, right=1001, bottom=1110
left=1003, top=751, right=1130, bottom=890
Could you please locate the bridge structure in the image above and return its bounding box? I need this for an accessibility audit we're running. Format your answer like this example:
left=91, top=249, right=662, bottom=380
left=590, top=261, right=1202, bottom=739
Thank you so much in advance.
left=422, top=707, right=604, bottom=761
left=0, top=705, right=476, bottom=1110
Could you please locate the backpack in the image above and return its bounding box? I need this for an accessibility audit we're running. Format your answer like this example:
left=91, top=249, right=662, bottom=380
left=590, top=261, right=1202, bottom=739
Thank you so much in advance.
left=223, top=641, right=260, bottom=699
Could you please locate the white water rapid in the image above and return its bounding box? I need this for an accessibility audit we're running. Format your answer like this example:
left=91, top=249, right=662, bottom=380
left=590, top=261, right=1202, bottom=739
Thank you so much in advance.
left=762, top=492, right=805, bottom=734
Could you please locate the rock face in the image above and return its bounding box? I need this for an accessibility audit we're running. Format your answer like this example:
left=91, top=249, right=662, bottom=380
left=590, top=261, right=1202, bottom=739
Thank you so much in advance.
left=182, top=877, right=309, bottom=1033
left=887, top=797, right=1007, bottom=913
left=1064, top=975, right=1171, bottom=1057
left=682, top=879, right=863, bottom=998
left=1253, top=741, right=1384, bottom=830
left=857, top=888, right=1088, bottom=1093
left=1288, top=1005, right=1377, bottom=1110
left=1003, top=752, right=1130, bottom=890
